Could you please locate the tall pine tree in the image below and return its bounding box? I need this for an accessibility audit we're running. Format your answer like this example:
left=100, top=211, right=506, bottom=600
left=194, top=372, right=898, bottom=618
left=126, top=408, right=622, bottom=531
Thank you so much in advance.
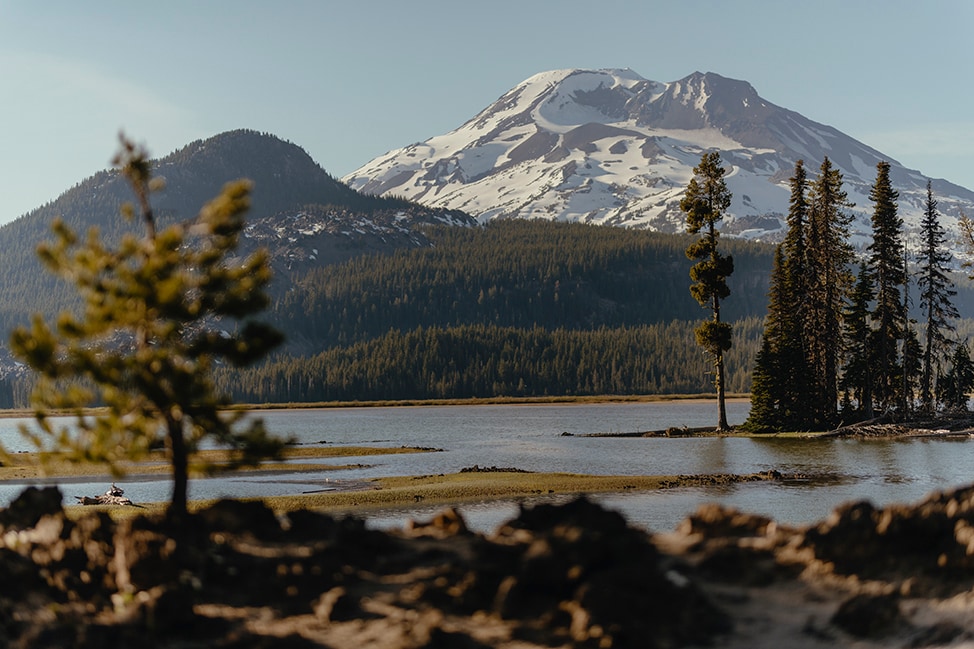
left=841, top=263, right=875, bottom=419
left=918, top=180, right=958, bottom=412
left=805, top=157, right=854, bottom=427
left=866, top=161, right=906, bottom=413
left=779, top=159, right=815, bottom=427
left=681, top=151, right=734, bottom=431
left=746, top=246, right=788, bottom=431
left=747, top=160, right=814, bottom=431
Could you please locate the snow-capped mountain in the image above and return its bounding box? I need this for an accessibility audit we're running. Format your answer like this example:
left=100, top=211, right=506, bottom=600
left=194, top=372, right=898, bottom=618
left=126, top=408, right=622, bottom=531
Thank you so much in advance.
left=344, top=68, right=974, bottom=255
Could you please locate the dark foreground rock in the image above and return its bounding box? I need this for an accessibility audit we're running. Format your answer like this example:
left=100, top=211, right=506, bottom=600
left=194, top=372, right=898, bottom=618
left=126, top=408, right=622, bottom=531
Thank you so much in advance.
left=2, top=485, right=974, bottom=647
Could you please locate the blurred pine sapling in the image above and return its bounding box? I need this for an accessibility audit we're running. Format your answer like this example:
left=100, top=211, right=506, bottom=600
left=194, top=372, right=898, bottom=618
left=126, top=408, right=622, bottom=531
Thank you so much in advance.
left=8, top=134, right=285, bottom=518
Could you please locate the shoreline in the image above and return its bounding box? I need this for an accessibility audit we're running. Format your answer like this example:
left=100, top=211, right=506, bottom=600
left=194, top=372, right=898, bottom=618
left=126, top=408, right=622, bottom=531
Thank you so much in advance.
left=6, top=467, right=973, bottom=647
left=0, top=393, right=750, bottom=419
left=243, top=393, right=751, bottom=411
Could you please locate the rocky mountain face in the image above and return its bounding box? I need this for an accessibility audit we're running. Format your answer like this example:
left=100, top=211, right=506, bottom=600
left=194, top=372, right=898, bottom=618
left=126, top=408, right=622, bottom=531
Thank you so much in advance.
left=241, top=201, right=474, bottom=274
left=343, top=68, right=974, bottom=257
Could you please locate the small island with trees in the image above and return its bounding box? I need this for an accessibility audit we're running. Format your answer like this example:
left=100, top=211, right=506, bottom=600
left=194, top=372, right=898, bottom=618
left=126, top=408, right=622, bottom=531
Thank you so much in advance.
left=680, top=151, right=974, bottom=435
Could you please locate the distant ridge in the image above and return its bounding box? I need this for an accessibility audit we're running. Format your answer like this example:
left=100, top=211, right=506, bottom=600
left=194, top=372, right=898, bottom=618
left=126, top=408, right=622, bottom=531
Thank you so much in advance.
left=0, top=129, right=476, bottom=334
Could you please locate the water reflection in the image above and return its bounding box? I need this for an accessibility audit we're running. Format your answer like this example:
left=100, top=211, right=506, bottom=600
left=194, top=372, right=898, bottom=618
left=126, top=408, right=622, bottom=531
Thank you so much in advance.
left=698, top=436, right=728, bottom=473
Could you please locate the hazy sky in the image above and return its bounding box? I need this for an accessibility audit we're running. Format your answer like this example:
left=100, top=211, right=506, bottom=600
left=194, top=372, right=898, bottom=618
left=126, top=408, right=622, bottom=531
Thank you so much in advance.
left=1, top=0, right=972, bottom=224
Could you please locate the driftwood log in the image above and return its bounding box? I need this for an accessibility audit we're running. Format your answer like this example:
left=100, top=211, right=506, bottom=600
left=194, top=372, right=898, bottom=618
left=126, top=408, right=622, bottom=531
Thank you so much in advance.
left=74, top=483, right=136, bottom=507
left=823, top=411, right=974, bottom=438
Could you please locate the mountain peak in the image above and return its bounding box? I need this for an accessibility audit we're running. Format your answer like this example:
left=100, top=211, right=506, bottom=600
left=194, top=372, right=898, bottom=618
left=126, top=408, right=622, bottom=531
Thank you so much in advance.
left=638, top=71, right=765, bottom=131
left=148, top=129, right=366, bottom=223
left=670, top=71, right=761, bottom=105
left=344, top=68, right=974, bottom=252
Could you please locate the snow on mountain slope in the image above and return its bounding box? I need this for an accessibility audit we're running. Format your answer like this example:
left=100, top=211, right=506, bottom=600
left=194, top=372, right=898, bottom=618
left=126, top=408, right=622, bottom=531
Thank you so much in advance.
left=344, top=68, right=974, bottom=257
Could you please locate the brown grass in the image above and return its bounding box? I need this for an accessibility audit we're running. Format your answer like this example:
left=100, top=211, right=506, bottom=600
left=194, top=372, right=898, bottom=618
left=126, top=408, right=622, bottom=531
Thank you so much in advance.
left=67, top=471, right=674, bottom=521
left=261, top=472, right=669, bottom=514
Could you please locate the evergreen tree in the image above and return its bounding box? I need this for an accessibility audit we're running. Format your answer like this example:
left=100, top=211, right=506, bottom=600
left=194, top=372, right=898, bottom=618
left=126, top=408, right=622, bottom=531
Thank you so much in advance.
left=902, top=323, right=922, bottom=413
left=782, top=160, right=811, bottom=292
left=778, top=160, right=815, bottom=427
left=805, top=157, right=854, bottom=427
left=745, top=246, right=787, bottom=431
left=918, top=181, right=959, bottom=412
left=8, top=135, right=285, bottom=518
left=746, top=335, right=779, bottom=432
left=841, top=263, right=874, bottom=419
left=680, top=151, right=734, bottom=430
left=746, top=162, right=816, bottom=432
left=938, top=341, right=974, bottom=410
left=865, top=161, right=906, bottom=412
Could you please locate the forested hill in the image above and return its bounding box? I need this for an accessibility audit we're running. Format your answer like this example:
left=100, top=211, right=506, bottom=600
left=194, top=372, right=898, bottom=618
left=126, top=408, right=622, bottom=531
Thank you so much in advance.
left=272, top=219, right=777, bottom=354
left=0, top=130, right=474, bottom=336
left=203, top=219, right=777, bottom=403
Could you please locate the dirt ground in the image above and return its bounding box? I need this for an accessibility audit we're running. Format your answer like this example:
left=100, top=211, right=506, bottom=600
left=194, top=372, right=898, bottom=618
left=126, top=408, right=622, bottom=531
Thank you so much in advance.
left=3, top=480, right=974, bottom=647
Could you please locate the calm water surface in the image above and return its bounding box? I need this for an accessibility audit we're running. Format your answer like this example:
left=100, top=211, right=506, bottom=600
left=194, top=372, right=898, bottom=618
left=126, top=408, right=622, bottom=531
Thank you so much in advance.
left=2, top=400, right=972, bottom=534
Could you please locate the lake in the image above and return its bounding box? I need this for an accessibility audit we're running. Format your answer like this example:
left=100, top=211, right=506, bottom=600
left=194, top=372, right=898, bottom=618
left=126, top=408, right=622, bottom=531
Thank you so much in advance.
left=1, top=400, right=972, bottom=534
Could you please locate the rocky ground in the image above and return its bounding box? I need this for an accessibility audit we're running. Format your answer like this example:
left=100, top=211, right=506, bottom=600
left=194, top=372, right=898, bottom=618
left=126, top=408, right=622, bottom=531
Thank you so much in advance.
left=3, top=484, right=974, bottom=648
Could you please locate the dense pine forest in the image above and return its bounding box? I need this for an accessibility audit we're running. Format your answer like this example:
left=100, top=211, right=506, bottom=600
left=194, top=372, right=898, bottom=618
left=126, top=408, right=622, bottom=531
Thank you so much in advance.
left=221, top=220, right=775, bottom=402
left=213, top=320, right=764, bottom=403
left=5, top=209, right=974, bottom=408
left=273, top=220, right=775, bottom=350
left=0, top=219, right=776, bottom=406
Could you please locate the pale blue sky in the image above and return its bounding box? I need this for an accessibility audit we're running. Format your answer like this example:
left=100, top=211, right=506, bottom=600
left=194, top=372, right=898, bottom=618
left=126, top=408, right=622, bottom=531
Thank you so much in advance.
left=1, top=0, right=972, bottom=224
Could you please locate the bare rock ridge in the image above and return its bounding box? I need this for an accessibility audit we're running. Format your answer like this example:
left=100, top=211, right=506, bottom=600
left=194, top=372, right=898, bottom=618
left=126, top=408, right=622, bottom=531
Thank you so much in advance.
left=344, top=68, right=974, bottom=257
left=2, top=485, right=974, bottom=647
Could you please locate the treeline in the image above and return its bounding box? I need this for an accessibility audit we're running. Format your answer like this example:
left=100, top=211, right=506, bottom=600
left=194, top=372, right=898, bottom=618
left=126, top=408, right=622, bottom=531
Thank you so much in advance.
left=9, top=200, right=974, bottom=408
left=214, top=319, right=764, bottom=403
left=0, top=318, right=761, bottom=408
left=274, top=219, right=775, bottom=350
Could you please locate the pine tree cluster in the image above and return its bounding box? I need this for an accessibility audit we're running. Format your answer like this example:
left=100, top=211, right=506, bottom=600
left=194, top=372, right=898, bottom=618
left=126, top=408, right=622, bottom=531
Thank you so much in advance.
left=747, top=160, right=972, bottom=432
